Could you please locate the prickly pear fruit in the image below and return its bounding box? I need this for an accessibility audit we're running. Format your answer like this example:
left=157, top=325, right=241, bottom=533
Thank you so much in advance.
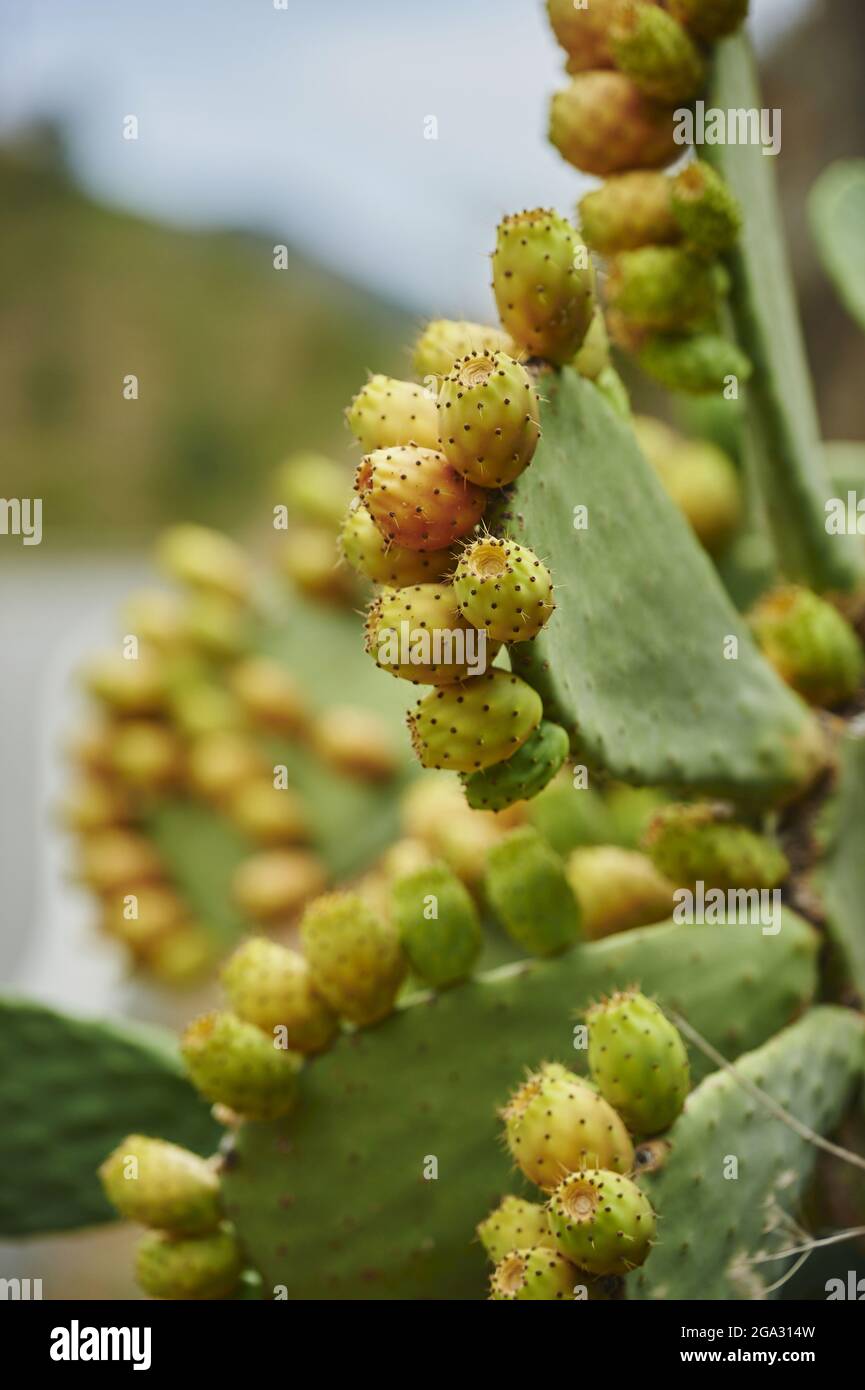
left=610, top=0, right=705, bottom=105
left=227, top=779, right=309, bottom=846
left=748, top=585, right=865, bottom=709
left=607, top=246, right=722, bottom=332
left=109, top=721, right=181, bottom=791
left=102, top=884, right=186, bottom=956
left=527, top=778, right=614, bottom=856
left=229, top=657, right=307, bottom=734
left=579, top=172, right=678, bottom=256
left=461, top=720, right=569, bottom=812
left=122, top=588, right=185, bottom=649
left=477, top=1196, right=556, bottom=1263
left=356, top=446, right=486, bottom=552
left=181, top=1010, right=301, bottom=1120
left=339, top=499, right=454, bottom=585
left=83, top=650, right=165, bottom=715
left=492, top=210, right=595, bottom=364
left=572, top=306, right=611, bottom=380
left=486, top=826, right=581, bottom=956
left=277, top=524, right=353, bottom=605
left=671, top=160, right=742, bottom=254
left=347, top=375, right=440, bottom=451
left=220, top=937, right=337, bottom=1054
left=635, top=416, right=743, bottom=553
left=644, top=802, right=790, bottom=891
left=637, top=331, right=752, bottom=393
left=489, top=1247, right=576, bottom=1301
left=231, top=849, right=327, bottom=922
left=437, top=352, right=540, bottom=487
left=156, top=524, right=251, bottom=601
left=454, top=537, right=554, bottom=643
left=546, top=1169, right=656, bottom=1275
left=60, top=775, right=132, bottom=833
left=99, top=1135, right=221, bottom=1235
left=187, top=730, right=264, bottom=805
left=546, top=0, right=642, bottom=74
left=668, top=0, right=749, bottom=42
left=134, top=1226, right=243, bottom=1301
left=312, top=705, right=399, bottom=782
left=586, top=989, right=690, bottom=1136
left=181, top=590, right=250, bottom=660
left=79, top=828, right=164, bottom=894
left=502, top=1063, right=634, bottom=1190
left=407, top=669, right=543, bottom=773
left=273, top=451, right=349, bottom=532
left=390, top=861, right=482, bottom=988
left=364, top=583, right=488, bottom=685
left=550, top=72, right=679, bottom=177
left=300, top=891, right=406, bottom=1026
left=413, top=319, right=516, bottom=379
left=604, top=784, right=670, bottom=849
left=566, top=846, right=675, bottom=939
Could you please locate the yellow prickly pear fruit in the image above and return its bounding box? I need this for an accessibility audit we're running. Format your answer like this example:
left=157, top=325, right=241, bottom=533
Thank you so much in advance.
left=78, top=828, right=164, bottom=894
left=407, top=670, right=543, bottom=774
left=232, top=848, right=327, bottom=922
left=502, top=1062, right=634, bottom=1190
left=272, top=451, right=349, bottom=532
left=300, top=891, right=407, bottom=1027
left=187, top=731, right=265, bottom=804
left=489, top=1247, right=576, bottom=1301
left=347, top=375, right=440, bottom=451
left=226, top=779, right=309, bottom=846
left=748, top=586, right=865, bottom=709
left=550, top=72, right=679, bottom=177
left=121, top=589, right=186, bottom=649
left=134, top=1226, right=243, bottom=1300
left=365, top=582, right=488, bottom=685
left=339, top=498, right=454, bottom=586
left=157, top=524, right=252, bottom=601
left=229, top=656, right=308, bottom=734
left=58, top=776, right=132, bottom=833
left=221, top=937, right=338, bottom=1054
left=99, top=1135, right=222, bottom=1234
left=609, top=0, right=705, bottom=105
left=102, top=884, right=187, bottom=955
left=579, top=172, right=678, bottom=256
left=110, top=721, right=182, bottom=791
left=566, top=846, right=676, bottom=939
left=413, top=319, right=517, bottom=379
left=146, top=923, right=214, bottom=985
left=454, top=537, right=554, bottom=643
left=181, top=590, right=250, bottom=660
left=181, top=1010, right=302, bottom=1119
left=437, top=352, right=541, bottom=487
left=278, top=525, right=354, bottom=604
left=492, top=209, right=596, bottom=364
left=83, top=650, right=166, bottom=715
left=312, top=705, right=400, bottom=782
left=477, top=1196, right=556, bottom=1264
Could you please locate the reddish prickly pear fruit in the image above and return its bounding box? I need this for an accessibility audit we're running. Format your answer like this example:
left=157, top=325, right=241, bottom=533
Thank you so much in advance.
left=671, top=160, right=742, bottom=254
left=181, top=1011, right=302, bottom=1119
left=220, top=937, right=338, bottom=1054
left=437, top=352, right=541, bottom=488
left=156, top=524, right=251, bottom=601
left=390, top=861, right=482, bottom=988
left=461, top=719, right=569, bottom=812
left=572, top=306, right=611, bottom=380
left=637, top=330, right=752, bottom=393
left=586, top=989, right=690, bottom=1136
left=413, top=319, right=517, bottom=379
left=485, top=826, right=581, bottom=956
left=748, top=586, right=865, bottom=710
left=300, top=891, right=406, bottom=1026
left=232, top=848, right=327, bottom=922
left=550, top=72, right=679, bottom=177
left=99, top=1135, right=222, bottom=1235
left=644, top=801, right=790, bottom=892
left=364, top=583, right=489, bottom=685
left=356, top=446, right=486, bottom=552
left=229, top=657, right=308, bottom=734
left=566, top=847, right=675, bottom=940
left=407, top=669, right=543, bottom=774
left=668, top=0, right=749, bottom=42
left=489, top=1247, right=576, bottom=1300
left=502, top=1062, right=634, bottom=1190
left=546, top=1169, right=656, bottom=1275
left=492, top=210, right=595, bottom=365
left=134, top=1226, right=243, bottom=1300
left=607, top=246, right=722, bottom=331
left=477, top=1195, right=556, bottom=1263
left=610, top=0, right=705, bottom=105
left=454, top=537, right=554, bottom=643
left=579, top=172, right=678, bottom=256
left=339, top=499, right=454, bottom=585
left=347, top=375, right=440, bottom=451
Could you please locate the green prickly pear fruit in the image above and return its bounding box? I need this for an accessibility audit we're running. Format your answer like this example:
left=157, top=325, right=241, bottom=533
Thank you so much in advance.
left=407, top=669, right=543, bottom=773
left=579, top=172, right=678, bottom=256
left=413, top=319, right=517, bottom=379
left=229, top=657, right=308, bottom=734
left=572, top=306, right=611, bottom=380
left=300, top=891, right=406, bottom=1026
left=437, top=352, right=541, bottom=488
left=668, top=0, right=749, bottom=42
left=610, top=0, right=705, bottom=105
left=492, top=210, right=596, bottom=365
left=603, top=783, right=670, bottom=849
left=272, top=451, right=349, bottom=532
left=594, top=365, right=632, bottom=420
left=671, top=160, right=742, bottom=254
left=454, top=537, right=555, bottom=643
left=566, top=846, right=676, bottom=940
left=347, top=375, right=440, bottom=452
left=477, top=1196, right=556, bottom=1264
left=489, top=1247, right=576, bottom=1301
left=637, top=331, right=753, bottom=393
left=364, top=583, right=488, bottom=685
left=390, top=861, right=483, bottom=988
left=527, top=777, right=615, bottom=856
left=355, top=446, right=486, bottom=552
left=181, top=1011, right=302, bottom=1119
left=99, top=1135, right=222, bottom=1235
left=83, top=650, right=166, bottom=715
left=134, top=1226, right=244, bottom=1301
left=550, top=72, right=679, bottom=177
left=461, top=720, right=569, bottom=812
left=644, top=802, right=790, bottom=892
left=748, top=586, right=865, bottom=709
left=339, top=499, right=453, bottom=586
left=546, top=1169, right=656, bottom=1275
left=502, top=1063, right=634, bottom=1190
left=220, top=937, right=338, bottom=1054
left=607, top=246, right=722, bottom=332
left=586, top=989, right=690, bottom=1136
left=156, top=524, right=251, bottom=601
left=546, top=0, right=643, bottom=73
left=486, top=827, right=581, bottom=956
left=232, top=848, right=327, bottom=922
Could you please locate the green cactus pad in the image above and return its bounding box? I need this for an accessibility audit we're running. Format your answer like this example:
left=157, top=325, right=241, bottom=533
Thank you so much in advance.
left=812, top=733, right=865, bottom=1002
left=223, top=912, right=818, bottom=1299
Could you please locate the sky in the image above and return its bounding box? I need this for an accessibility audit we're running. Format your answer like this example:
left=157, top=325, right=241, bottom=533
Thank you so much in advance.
left=0, top=0, right=814, bottom=317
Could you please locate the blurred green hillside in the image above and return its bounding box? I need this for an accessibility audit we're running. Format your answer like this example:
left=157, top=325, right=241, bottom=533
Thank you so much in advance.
left=0, top=138, right=412, bottom=546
